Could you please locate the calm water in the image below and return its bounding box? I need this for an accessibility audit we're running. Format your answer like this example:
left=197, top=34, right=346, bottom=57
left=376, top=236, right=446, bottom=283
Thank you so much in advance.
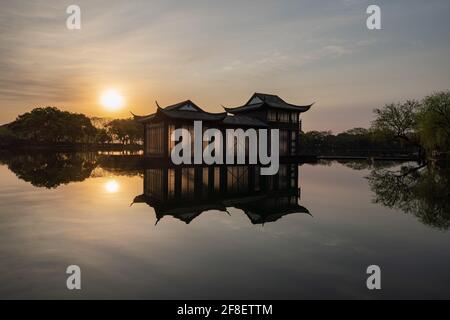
left=0, top=153, right=449, bottom=299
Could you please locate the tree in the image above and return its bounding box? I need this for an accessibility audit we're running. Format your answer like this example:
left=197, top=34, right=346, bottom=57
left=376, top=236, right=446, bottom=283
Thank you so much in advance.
left=298, top=127, right=411, bottom=156
left=343, top=127, right=370, bottom=136
left=335, top=127, right=372, bottom=149
left=106, top=118, right=143, bottom=145
left=371, top=100, right=426, bottom=158
left=7, top=107, right=98, bottom=143
left=417, top=91, right=450, bottom=155
left=371, top=100, right=420, bottom=145
left=0, top=125, right=18, bottom=146
left=95, top=128, right=113, bottom=144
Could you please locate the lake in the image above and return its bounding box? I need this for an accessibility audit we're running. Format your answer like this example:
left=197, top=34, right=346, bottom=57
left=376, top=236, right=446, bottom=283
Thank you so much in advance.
left=0, top=152, right=449, bottom=299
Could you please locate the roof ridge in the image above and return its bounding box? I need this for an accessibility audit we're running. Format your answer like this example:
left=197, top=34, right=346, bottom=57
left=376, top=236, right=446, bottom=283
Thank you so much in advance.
left=255, top=92, right=279, bottom=97
left=255, top=92, right=283, bottom=100
left=164, top=99, right=192, bottom=110
left=163, top=99, right=226, bottom=115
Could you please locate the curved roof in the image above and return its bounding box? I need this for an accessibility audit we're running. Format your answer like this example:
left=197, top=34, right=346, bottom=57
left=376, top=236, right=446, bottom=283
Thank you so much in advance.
left=133, top=93, right=313, bottom=124
left=133, top=192, right=311, bottom=225
left=224, top=93, right=313, bottom=114
left=134, top=99, right=226, bottom=123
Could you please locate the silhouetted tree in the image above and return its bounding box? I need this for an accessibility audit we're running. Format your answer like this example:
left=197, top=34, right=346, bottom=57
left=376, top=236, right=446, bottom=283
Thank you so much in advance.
left=299, top=127, right=412, bottom=156
left=7, top=107, right=98, bottom=143
left=371, top=100, right=426, bottom=158
left=0, top=125, right=18, bottom=146
left=371, top=100, right=420, bottom=144
left=95, top=128, right=113, bottom=144
left=106, top=118, right=143, bottom=145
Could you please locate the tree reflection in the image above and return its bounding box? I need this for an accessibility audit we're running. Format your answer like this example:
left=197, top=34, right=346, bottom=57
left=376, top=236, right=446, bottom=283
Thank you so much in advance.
left=338, top=159, right=402, bottom=171
left=367, top=163, right=450, bottom=230
left=0, top=152, right=98, bottom=188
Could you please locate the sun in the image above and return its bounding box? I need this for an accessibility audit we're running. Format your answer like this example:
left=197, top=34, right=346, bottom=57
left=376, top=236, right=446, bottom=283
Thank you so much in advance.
left=100, top=89, right=124, bottom=111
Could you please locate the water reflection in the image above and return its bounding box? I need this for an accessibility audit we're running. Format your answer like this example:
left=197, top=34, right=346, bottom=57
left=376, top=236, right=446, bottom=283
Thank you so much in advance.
left=367, top=163, right=450, bottom=230
left=318, top=158, right=409, bottom=171
left=0, top=152, right=310, bottom=226
left=1, top=153, right=450, bottom=298
left=0, top=151, right=97, bottom=188
left=133, top=164, right=310, bottom=225
left=104, top=179, right=120, bottom=193
left=0, top=151, right=448, bottom=230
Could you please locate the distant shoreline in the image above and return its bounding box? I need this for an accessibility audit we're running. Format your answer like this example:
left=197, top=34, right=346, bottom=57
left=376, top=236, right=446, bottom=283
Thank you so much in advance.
left=0, top=143, right=420, bottom=160
left=0, top=142, right=143, bottom=152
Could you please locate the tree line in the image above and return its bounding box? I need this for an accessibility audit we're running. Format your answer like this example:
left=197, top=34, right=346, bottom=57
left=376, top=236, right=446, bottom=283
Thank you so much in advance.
left=299, top=91, right=450, bottom=159
left=0, top=107, right=143, bottom=147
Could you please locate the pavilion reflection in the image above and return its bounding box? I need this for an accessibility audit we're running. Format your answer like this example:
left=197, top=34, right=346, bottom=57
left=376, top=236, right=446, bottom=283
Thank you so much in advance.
left=133, top=164, right=310, bottom=225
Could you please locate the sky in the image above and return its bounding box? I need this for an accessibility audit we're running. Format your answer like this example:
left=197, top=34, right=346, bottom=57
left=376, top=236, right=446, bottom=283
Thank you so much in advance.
left=0, top=0, right=449, bottom=132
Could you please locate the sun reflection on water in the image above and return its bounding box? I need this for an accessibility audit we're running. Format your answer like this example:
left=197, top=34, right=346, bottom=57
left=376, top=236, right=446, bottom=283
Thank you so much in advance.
left=104, top=180, right=120, bottom=193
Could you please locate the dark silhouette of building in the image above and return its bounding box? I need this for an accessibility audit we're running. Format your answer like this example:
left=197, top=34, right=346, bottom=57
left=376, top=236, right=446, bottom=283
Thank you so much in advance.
left=134, top=93, right=313, bottom=161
